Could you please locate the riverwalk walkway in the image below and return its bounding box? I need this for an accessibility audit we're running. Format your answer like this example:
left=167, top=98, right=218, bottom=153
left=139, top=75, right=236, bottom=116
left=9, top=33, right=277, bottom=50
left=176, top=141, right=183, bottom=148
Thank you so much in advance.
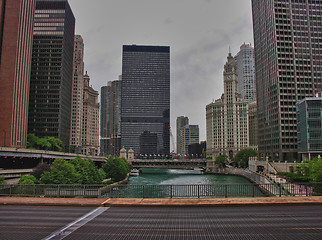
left=0, top=196, right=321, bottom=207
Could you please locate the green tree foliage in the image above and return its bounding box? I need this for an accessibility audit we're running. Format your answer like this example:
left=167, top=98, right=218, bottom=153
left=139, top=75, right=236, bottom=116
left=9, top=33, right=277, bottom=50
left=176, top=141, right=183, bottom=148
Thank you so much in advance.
left=27, top=134, right=62, bottom=152
left=300, top=157, right=322, bottom=182
left=215, top=154, right=228, bottom=167
left=26, top=133, right=38, bottom=149
left=233, top=149, right=257, bottom=168
left=19, top=175, right=38, bottom=184
left=69, top=157, right=102, bottom=184
left=278, top=157, right=322, bottom=183
left=0, top=176, right=6, bottom=184
left=102, top=157, right=130, bottom=182
left=98, top=168, right=107, bottom=180
left=47, top=137, right=63, bottom=151
left=31, top=163, right=51, bottom=180
left=40, top=158, right=79, bottom=184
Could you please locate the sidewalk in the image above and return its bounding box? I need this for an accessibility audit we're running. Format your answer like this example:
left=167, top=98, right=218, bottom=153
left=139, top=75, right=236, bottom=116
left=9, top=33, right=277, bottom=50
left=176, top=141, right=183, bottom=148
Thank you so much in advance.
left=0, top=196, right=322, bottom=207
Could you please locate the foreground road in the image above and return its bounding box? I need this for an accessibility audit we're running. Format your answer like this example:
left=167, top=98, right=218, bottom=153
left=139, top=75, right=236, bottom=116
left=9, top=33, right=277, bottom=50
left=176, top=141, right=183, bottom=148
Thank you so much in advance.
left=0, top=205, right=321, bottom=239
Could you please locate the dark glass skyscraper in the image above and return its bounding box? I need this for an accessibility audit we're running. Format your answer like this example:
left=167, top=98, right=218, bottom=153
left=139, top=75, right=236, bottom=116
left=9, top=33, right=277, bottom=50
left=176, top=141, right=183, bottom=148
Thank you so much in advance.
left=121, top=45, right=170, bottom=155
left=28, top=0, right=75, bottom=146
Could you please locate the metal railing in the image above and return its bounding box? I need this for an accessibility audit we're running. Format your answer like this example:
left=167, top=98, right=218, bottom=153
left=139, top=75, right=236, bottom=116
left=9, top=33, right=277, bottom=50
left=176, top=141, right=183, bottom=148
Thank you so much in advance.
left=0, top=182, right=321, bottom=198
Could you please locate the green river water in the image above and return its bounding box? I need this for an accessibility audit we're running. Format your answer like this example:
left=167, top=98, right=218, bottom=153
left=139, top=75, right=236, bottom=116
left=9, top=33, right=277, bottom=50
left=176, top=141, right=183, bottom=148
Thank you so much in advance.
left=127, top=168, right=252, bottom=185
left=107, top=168, right=266, bottom=198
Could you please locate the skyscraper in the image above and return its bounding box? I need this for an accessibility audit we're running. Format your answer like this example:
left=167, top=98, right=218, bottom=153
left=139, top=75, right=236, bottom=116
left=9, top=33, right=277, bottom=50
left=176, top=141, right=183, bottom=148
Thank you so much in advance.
left=176, top=116, right=189, bottom=154
left=206, top=53, right=249, bottom=159
left=28, top=0, right=75, bottom=147
left=297, top=97, right=322, bottom=161
left=121, top=45, right=170, bottom=155
left=234, top=43, right=256, bottom=103
left=100, top=77, right=122, bottom=157
left=81, top=72, right=99, bottom=156
left=180, top=125, right=199, bottom=155
left=70, top=35, right=84, bottom=152
left=252, top=0, right=322, bottom=161
left=0, top=0, right=35, bottom=148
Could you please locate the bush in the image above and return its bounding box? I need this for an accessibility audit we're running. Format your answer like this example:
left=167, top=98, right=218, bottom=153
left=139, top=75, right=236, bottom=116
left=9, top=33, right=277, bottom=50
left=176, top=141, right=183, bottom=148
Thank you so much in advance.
left=19, top=175, right=38, bottom=184
left=40, top=158, right=79, bottom=184
left=102, top=157, right=130, bottom=182
left=69, top=157, right=102, bottom=184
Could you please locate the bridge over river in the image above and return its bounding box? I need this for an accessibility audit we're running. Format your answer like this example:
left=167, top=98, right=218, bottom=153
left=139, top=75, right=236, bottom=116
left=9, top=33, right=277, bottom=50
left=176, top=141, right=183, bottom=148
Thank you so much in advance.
left=0, top=147, right=107, bottom=169
left=129, top=159, right=207, bottom=170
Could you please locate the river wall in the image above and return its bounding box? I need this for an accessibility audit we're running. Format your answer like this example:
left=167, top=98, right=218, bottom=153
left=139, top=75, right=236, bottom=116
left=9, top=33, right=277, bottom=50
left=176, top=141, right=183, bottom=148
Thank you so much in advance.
left=208, top=167, right=272, bottom=185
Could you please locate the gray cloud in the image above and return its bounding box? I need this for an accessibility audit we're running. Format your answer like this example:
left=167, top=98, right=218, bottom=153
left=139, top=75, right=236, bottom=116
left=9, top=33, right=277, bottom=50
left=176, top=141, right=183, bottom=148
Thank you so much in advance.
left=68, top=0, right=254, bottom=149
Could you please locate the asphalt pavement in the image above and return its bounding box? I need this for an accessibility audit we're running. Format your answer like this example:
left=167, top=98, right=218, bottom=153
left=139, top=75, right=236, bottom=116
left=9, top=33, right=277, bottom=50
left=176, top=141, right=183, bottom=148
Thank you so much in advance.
left=0, top=205, right=321, bottom=239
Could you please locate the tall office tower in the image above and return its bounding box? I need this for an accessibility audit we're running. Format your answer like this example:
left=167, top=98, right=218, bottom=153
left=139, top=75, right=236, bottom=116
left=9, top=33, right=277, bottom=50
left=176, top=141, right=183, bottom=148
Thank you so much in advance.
left=0, top=0, right=35, bottom=148
left=121, top=45, right=170, bottom=155
left=206, top=53, right=249, bottom=159
left=234, top=43, right=256, bottom=103
left=297, top=97, right=322, bottom=161
left=81, top=72, right=99, bottom=156
left=176, top=116, right=189, bottom=154
left=100, top=77, right=122, bottom=157
left=252, top=0, right=322, bottom=161
left=248, top=101, right=258, bottom=149
left=70, top=35, right=84, bottom=152
left=180, top=125, right=199, bottom=155
left=28, top=0, right=75, bottom=147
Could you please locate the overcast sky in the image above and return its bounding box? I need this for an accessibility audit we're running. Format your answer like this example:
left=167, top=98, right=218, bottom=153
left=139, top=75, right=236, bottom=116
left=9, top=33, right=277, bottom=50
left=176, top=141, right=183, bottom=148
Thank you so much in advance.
left=68, top=0, right=254, bottom=148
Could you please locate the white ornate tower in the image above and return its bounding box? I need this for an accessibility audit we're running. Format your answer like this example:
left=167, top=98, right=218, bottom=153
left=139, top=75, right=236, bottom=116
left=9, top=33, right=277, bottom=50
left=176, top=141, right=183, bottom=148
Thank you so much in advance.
left=206, top=52, right=249, bottom=159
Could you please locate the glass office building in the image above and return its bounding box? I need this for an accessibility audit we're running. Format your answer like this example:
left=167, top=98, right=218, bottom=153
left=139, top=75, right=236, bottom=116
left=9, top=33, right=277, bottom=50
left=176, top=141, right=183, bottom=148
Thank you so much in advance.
left=297, top=97, right=322, bottom=160
left=121, top=45, right=170, bottom=155
left=28, top=0, right=75, bottom=146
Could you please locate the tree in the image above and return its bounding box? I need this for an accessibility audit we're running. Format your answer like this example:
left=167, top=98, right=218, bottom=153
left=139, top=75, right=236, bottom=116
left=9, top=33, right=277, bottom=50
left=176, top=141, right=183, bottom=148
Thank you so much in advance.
left=69, top=157, right=102, bottom=184
left=27, top=133, right=38, bottom=149
left=102, top=157, right=130, bottom=182
left=300, top=157, right=322, bottom=182
left=47, top=137, right=62, bottom=151
left=27, top=134, right=63, bottom=152
left=19, top=175, right=37, bottom=184
left=31, top=163, right=51, bottom=180
left=233, top=149, right=257, bottom=168
left=40, top=158, right=79, bottom=184
left=215, top=154, right=228, bottom=167
left=0, top=176, right=6, bottom=184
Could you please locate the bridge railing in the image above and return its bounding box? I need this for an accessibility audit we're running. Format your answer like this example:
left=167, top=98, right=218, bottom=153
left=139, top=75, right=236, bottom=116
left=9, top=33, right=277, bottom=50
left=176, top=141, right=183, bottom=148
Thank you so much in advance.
left=0, top=182, right=321, bottom=198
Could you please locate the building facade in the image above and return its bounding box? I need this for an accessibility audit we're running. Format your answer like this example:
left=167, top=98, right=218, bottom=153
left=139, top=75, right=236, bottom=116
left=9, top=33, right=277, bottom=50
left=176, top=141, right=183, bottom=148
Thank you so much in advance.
left=206, top=53, right=249, bottom=159
left=70, top=35, right=84, bottom=152
left=100, top=77, right=122, bottom=157
left=252, top=0, right=322, bottom=161
left=180, top=125, right=199, bottom=156
left=81, top=72, right=99, bottom=155
left=176, top=116, right=189, bottom=154
left=234, top=43, right=256, bottom=103
left=248, top=100, right=258, bottom=150
left=28, top=0, right=75, bottom=147
left=0, top=0, right=35, bottom=148
left=297, top=97, right=322, bottom=161
left=121, top=45, right=170, bottom=155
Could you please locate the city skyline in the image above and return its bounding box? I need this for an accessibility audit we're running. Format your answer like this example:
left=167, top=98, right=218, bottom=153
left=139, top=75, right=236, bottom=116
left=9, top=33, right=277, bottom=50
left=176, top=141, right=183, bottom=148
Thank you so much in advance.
left=67, top=0, right=254, bottom=144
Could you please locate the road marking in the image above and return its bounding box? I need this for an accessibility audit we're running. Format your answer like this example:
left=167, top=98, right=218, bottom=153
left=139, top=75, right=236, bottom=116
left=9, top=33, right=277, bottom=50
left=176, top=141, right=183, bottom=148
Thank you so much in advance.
left=42, top=207, right=109, bottom=240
